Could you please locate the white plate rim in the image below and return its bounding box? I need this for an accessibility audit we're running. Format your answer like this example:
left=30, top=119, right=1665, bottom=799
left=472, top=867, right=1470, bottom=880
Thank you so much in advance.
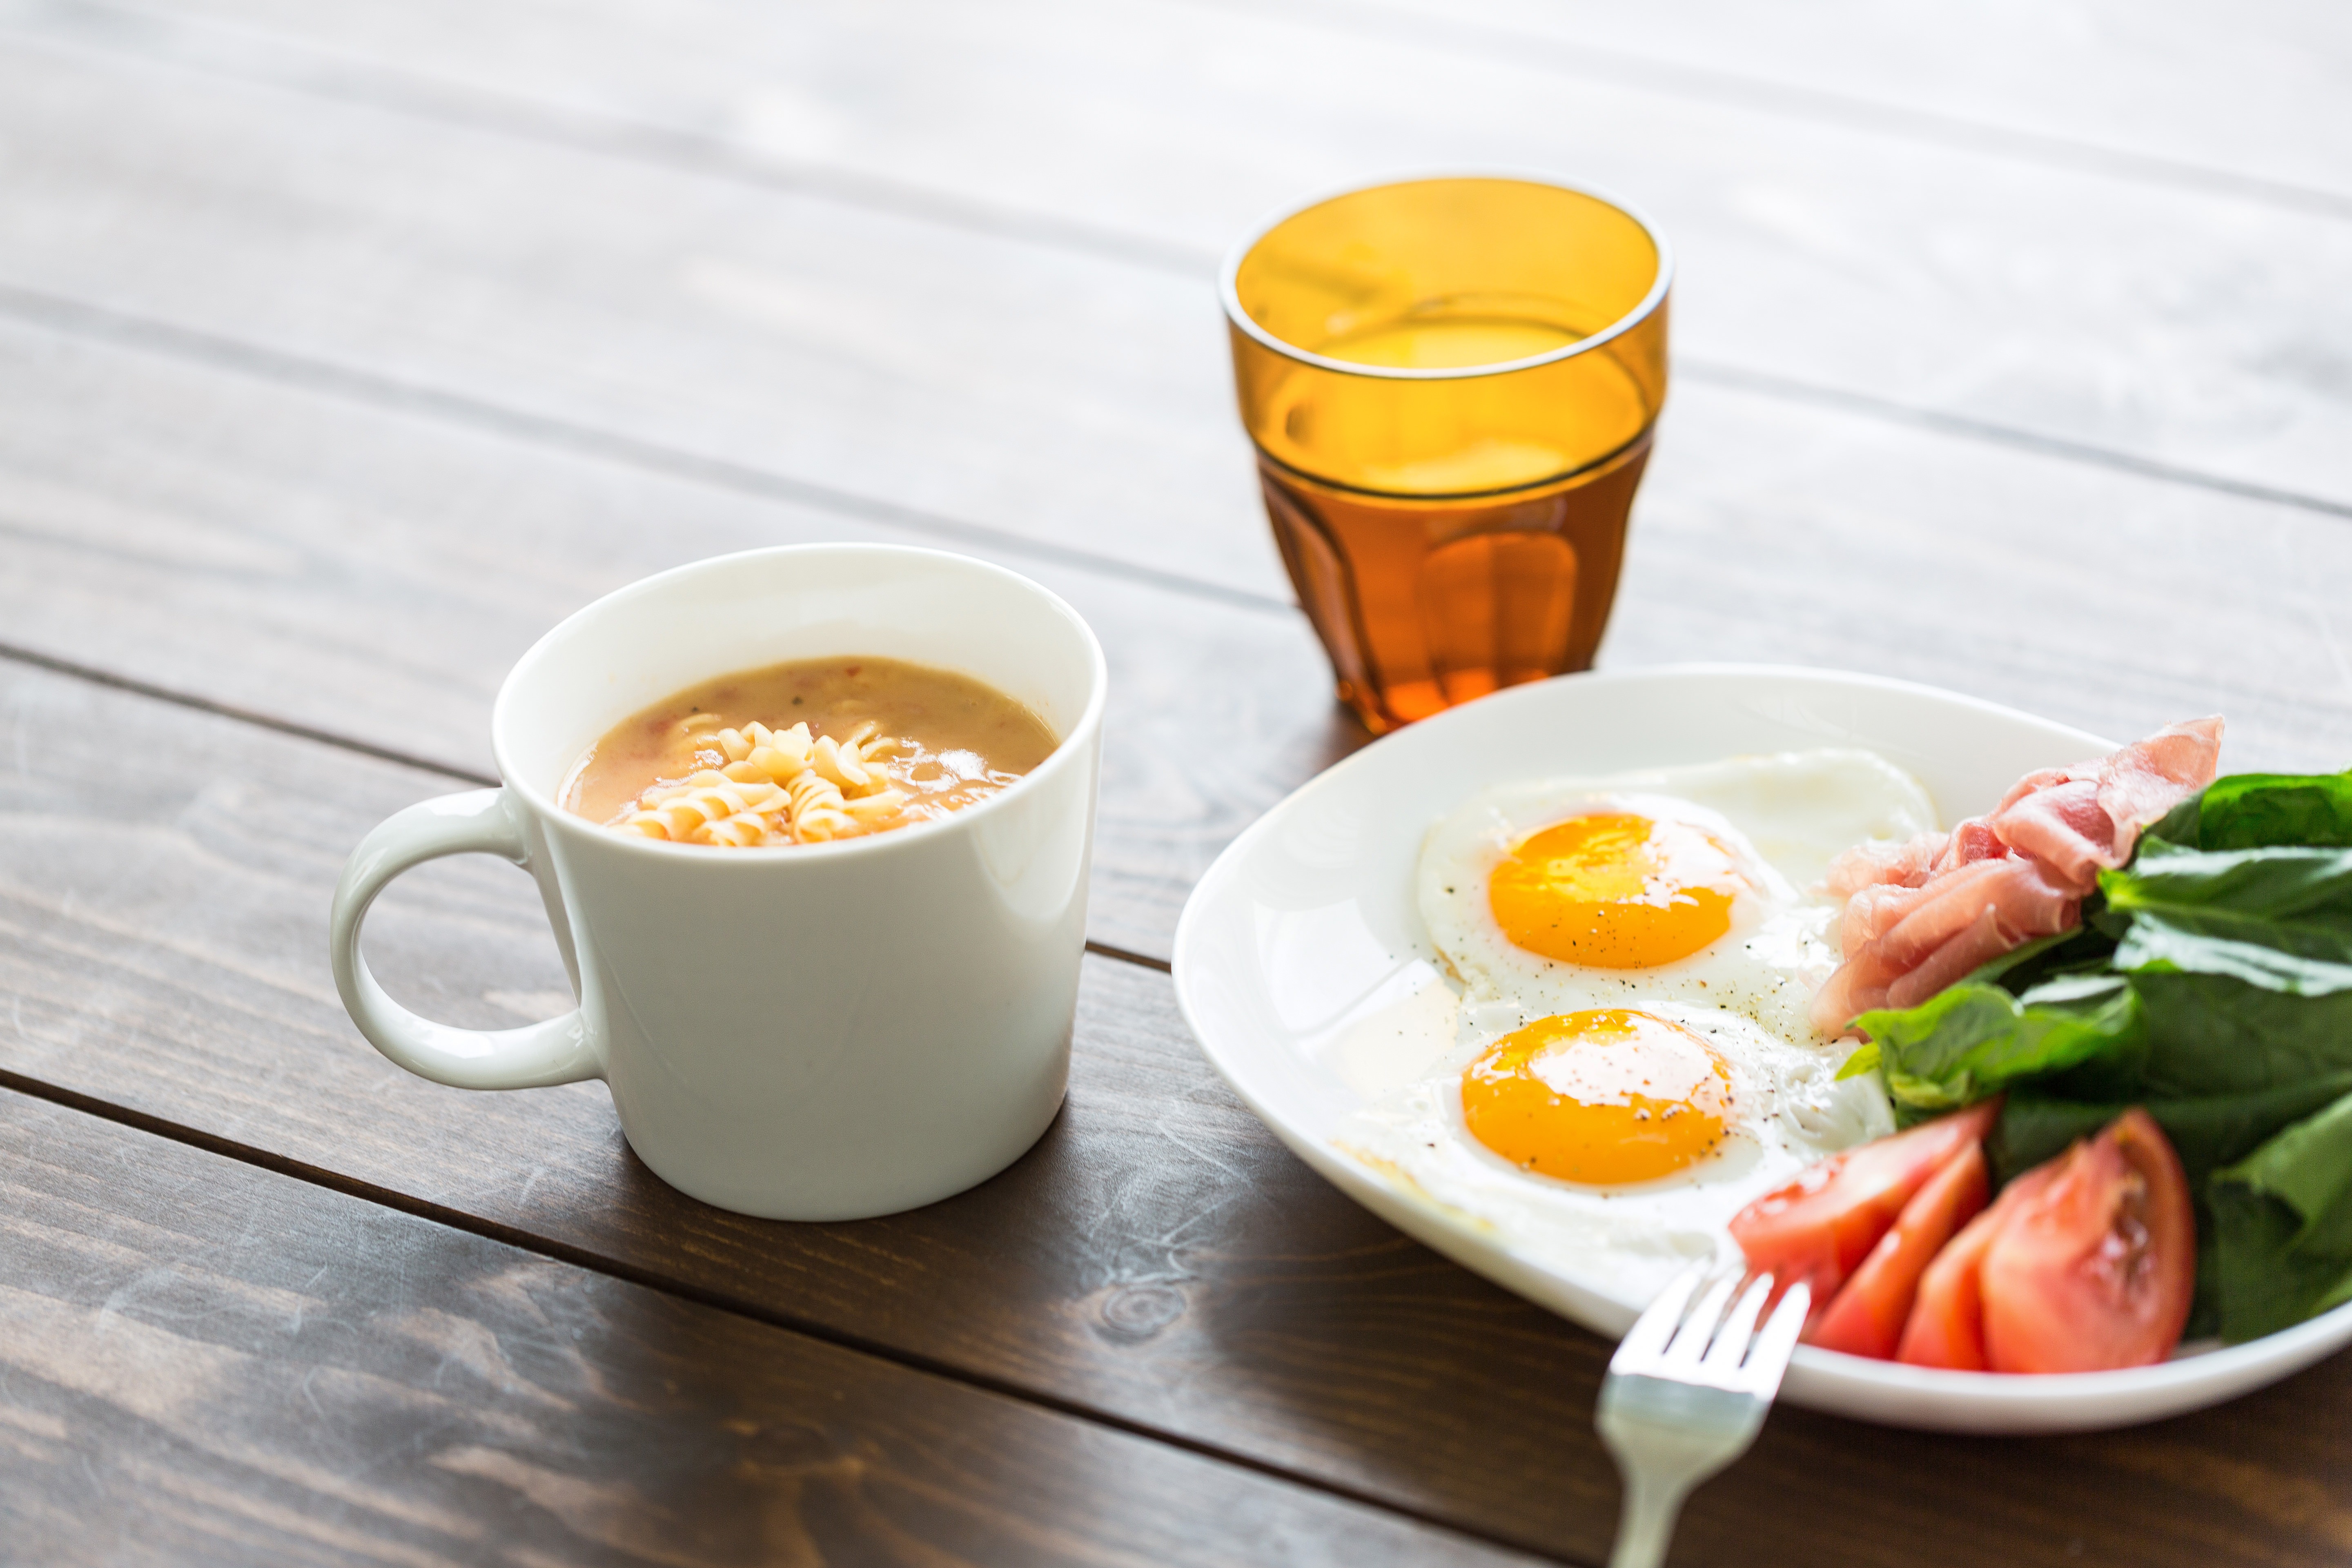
left=1171, top=662, right=2352, bottom=1433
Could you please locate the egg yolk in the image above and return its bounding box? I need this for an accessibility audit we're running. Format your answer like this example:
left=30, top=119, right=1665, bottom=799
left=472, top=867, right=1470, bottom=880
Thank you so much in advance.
left=1461, top=1009, right=1732, bottom=1185
left=1488, top=812, right=1743, bottom=969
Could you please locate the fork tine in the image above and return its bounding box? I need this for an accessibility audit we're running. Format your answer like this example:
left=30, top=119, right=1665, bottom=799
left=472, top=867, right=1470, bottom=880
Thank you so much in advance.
left=1661, top=1272, right=1739, bottom=1367
left=1612, top=1261, right=1708, bottom=1370
left=1699, top=1273, right=1774, bottom=1373
left=1735, top=1280, right=1813, bottom=1397
left=1598, top=1268, right=1800, bottom=1568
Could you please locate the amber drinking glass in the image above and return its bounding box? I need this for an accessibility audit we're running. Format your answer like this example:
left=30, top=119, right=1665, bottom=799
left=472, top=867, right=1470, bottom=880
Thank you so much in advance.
left=1223, top=175, right=1670, bottom=734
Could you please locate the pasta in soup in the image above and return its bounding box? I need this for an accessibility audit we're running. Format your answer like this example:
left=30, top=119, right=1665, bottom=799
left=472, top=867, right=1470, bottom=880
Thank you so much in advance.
left=562, top=656, right=1058, bottom=847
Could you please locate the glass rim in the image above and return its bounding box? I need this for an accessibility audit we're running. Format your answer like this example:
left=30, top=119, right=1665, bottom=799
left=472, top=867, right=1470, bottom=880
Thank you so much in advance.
left=1218, top=169, right=1675, bottom=383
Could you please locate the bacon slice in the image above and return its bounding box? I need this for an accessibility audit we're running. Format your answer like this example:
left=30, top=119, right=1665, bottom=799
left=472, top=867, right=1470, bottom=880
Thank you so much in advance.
left=1830, top=821, right=2022, bottom=962
left=1825, top=831, right=1948, bottom=898
left=2101, top=715, right=2225, bottom=844
left=1996, top=766, right=2080, bottom=813
left=1824, top=817, right=2013, bottom=907
left=1810, top=858, right=2078, bottom=1033
left=1839, top=882, right=1917, bottom=960
left=1988, top=717, right=2223, bottom=895
left=1987, top=780, right=2112, bottom=895
left=1886, top=904, right=2013, bottom=1009
left=1933, top=818, right=2011, bottom=875
left=1810, top=720, right=2221, bottom=1036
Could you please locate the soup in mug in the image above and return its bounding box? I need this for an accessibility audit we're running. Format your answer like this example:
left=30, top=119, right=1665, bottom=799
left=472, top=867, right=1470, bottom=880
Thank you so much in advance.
left=563, top=655, right=1059, bottom=847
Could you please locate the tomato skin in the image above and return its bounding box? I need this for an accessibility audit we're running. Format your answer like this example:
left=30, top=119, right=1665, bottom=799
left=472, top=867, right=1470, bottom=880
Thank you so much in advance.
left=1730, top=1101, right=2000, bottom=1303
left=1808, top=1140, right=1989, bottom=1359
left=1980, top=1109, right=2196, bottom=1374
left=1895, top=1162, right=2060, bottom=1371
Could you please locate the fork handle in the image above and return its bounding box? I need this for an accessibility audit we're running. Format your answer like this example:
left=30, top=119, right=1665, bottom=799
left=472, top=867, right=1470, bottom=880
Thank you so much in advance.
left=1608, top=1474, right=1695, bottom=1568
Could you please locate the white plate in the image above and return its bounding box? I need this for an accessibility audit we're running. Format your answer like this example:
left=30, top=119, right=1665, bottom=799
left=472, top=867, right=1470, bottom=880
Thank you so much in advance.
left=1172, top=664, right=2352, bottom=1432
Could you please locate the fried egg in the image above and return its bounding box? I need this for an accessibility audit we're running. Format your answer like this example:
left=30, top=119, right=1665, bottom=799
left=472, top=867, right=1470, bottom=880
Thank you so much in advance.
left=1342, top=749, right=1937, bottom=1305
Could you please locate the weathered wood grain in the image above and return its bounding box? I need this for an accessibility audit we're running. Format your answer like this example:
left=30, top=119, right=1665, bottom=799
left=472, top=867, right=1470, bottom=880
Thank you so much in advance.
left=101, top=0, right=2347, bottom=206
left=0, top=1087, right=1550, bottom=1567
left=1, top=2, right=2345, bottom=1563
left=8, top=0, right=2349, bottom=512
left=0, top=315, right=1346, bottom=963
left=7, top=657, right=2352, bottom=1565
left=2, top=0, right=2347, bottom=835
left=1611, top=384, right=2352, bottom=775
left=4, top=298, right=2350, bottom=884
left=0, top=24, right=1283, bottom=601
left=1268, top=0, right=2352, bottom=206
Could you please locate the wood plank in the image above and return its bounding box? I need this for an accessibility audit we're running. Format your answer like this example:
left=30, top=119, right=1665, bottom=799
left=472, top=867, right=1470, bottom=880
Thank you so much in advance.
left=1610, top=384, right=2352, bottom=775
left=0, top=23, right=1283, bottom=601
left=106, top=0, right=2346, bottom=202
left=0, top=318, right=1344, bottom=964
left=4, top=1, right=2348, bottom=812
left=5, top=295, right=2351, bottom=823
left=7, top=300, right=2352, bottom=991
left=0, top=1087, right=1544, bottom=1567
left=1, top=6, right=2343, bottom=1563
left=1266, top=0, right=2352, bottom=205
left=7, top=0, right=2348, bottom=513
left=7, top=657, right=2352, bottom=1565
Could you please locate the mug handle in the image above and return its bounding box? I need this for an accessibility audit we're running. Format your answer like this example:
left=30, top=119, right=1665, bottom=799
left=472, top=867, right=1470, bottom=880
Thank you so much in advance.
left=329, top=788, right=602, bottom=1089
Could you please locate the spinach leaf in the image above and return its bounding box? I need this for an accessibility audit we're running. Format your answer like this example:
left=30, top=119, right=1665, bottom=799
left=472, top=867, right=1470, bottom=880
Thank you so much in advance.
left=2158, top=771, right=2352, bottom=852
left=2117, top=914, right=2352, bottom=992
left=1990, top=1073, right=2352, bottom=1189
left=2144, top=792, right=2202, bottom=849
left=1970, top=920, right=2118, bottom=997
left=2040, top=970, right=2352, bottom=1102
left=2047, top=838, right=2352, bottom=1098
left=1847, top=975, right=2141, bottom=1112
left=2209, top=1090, right=2352, bottom=1342
left=2104, top=840, right=2352, bottom=966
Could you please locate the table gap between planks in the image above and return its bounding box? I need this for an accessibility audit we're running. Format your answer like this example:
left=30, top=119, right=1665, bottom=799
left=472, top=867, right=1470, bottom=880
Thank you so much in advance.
left=2, top=2, right=2350, bottom=1564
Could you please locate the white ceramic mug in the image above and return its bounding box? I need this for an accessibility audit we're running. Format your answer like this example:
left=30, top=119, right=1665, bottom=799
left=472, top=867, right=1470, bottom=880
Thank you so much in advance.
left=328, top=545, right=1107, bottom=1220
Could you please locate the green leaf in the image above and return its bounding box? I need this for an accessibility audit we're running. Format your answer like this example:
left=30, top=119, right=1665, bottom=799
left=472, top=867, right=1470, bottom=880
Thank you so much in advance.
left=2116, top=913, right=2352, bottom=996
left=1852, top=977, right=2142, bottom=1112
left=2144, top=791, right=2204, bottom=850
left=2185, top=771, right=2352, bottom=852
left=1991, top=1073, right=2352, bottom=1190
left=2210, top=1090, right=2352, bottom=1341
left=1835, top=1040, right=1880, bottom=1081
left=1968, top=920, right=2119, bottom=997
left=2107, top=970, right=2352, bottom=1101
left=2103, top=841, right=2352, bottom=967
left=2218, top=1091, right=2352, bottom=1234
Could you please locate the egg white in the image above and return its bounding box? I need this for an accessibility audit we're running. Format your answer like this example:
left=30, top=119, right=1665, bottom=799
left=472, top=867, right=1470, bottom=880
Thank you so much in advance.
left=1342, top=748, right=1936, bottom=1307
left=1417, top=749, right=1938, bottom=1044
left=1342, top=1000, right=1893, bottom=1304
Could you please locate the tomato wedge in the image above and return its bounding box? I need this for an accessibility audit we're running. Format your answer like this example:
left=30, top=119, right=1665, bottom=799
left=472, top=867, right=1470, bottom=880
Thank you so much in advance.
left=1730, top=1101, right=2000, bottom=1303
left=1980, top=1108, right=2195, bottom=1374
left=1807, top=1139, right=1989, bottom=1359
left=1896, top=1161, right=2061, bottom=1371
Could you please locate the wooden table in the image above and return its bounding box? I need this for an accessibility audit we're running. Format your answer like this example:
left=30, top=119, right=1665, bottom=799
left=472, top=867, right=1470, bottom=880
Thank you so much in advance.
left=3, top=2, right=2348, bottom=1561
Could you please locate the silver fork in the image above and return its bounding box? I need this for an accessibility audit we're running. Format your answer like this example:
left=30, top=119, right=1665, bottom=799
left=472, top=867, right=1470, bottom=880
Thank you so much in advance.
left=1595, top=1265, right=1812, bottom=1568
